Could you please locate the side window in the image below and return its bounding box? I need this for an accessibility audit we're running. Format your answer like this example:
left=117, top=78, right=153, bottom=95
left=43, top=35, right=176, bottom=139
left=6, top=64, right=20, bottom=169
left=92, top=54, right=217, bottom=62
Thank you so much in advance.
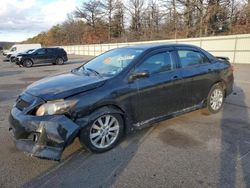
left=37, top=49, right=46, bottom=55
left=10, top=47, right=16, bottom=52
left=178, top=50, right=210, bottom=68
left=137, top=52, right=174, bottom=74
left=47, top=49, right=54, bottom=54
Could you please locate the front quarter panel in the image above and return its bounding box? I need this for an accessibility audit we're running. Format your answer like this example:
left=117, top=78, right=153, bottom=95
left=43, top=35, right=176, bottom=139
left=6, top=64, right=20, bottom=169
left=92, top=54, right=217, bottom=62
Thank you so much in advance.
left=69, top=77, right=136, bottom=132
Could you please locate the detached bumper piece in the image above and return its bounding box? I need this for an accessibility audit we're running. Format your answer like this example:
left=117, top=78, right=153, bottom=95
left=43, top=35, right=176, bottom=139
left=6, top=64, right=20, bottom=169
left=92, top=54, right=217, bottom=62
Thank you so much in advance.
left=15, top=59, right=22, bottom=66
left=9, top=106, right=80, bottom=161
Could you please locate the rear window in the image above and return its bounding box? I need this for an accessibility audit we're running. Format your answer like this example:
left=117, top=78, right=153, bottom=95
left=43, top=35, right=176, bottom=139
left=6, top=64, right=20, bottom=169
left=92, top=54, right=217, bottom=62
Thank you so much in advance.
left=56, top=48, right=65, bottom=53
left=177, top=50, right=210, bottom=68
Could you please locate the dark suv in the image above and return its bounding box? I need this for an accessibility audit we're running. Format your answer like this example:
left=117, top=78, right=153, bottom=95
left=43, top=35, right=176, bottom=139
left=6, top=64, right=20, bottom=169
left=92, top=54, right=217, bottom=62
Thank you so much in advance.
left=16, top=47, right=68, bottom=67
left=9, top=44, right=234, bottom=160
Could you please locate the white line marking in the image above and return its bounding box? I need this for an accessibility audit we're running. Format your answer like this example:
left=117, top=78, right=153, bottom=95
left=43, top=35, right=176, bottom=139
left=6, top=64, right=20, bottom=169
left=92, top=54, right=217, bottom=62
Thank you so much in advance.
left=238, top=150, right=250, bottom=161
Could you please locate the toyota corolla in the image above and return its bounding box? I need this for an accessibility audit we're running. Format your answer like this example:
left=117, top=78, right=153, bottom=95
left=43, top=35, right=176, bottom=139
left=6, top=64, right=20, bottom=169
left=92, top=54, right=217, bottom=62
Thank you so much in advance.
left=9, top=44, right=234, bottom=160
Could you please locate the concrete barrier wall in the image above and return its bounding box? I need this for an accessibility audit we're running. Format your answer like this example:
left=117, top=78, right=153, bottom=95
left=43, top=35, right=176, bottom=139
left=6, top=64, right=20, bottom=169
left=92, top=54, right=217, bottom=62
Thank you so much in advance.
left=58, top=34, right=250, bottom=64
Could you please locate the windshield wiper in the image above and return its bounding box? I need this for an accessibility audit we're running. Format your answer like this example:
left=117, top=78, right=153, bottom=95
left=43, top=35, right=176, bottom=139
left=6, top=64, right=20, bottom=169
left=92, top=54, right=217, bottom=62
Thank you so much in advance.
left=86, top=68, right=103, bottom=78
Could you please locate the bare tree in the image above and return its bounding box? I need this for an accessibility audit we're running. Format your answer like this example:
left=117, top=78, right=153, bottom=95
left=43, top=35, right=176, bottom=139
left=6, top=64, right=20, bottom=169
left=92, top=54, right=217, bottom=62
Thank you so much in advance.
left=127, top=0, right=145, bottom=40
left=141, top=0, right=164, bottom=39
left=102, top=0, right=117, bottom=41
left=25, top=0, right=250, bottom=45
left=176, top=0, right=195, bottom=37
left=112, top=0, right=125, bottom=38
left=247, top=0, right=250, bottom=24
left=196, top=0, right=205, bottom=37
left=75, top=0, right=104, bottom=32
left=161, top=0, right=179, bottom=38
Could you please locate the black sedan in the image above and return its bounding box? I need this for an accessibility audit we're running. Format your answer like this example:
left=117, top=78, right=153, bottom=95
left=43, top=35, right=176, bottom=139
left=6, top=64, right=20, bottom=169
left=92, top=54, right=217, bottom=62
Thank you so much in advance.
left=9, top=44, right=234, bottom=160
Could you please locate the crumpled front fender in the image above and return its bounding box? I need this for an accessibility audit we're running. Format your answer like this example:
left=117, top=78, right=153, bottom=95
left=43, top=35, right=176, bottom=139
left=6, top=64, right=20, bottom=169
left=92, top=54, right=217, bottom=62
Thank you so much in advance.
left=9, top=107, right=80, bottom=161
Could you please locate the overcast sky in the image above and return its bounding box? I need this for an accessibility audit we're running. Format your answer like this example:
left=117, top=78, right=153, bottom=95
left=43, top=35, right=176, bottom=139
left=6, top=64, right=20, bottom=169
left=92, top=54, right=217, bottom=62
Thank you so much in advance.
left=0, top=0, right=83, bottom=42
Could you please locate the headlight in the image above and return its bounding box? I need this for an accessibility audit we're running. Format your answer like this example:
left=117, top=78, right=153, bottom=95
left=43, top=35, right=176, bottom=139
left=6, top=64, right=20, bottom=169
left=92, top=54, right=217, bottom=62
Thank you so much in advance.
left=18, top=56, right=22, bottom=60
left=36, top=100, right=77, bottom=116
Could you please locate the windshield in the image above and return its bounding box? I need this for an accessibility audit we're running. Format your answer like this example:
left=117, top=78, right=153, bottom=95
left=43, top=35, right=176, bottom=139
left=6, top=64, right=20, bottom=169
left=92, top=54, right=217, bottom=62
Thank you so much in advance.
left=10, top=47, right=16, bottom=52
left=26, top=49, right=34, bottom=54
left=31, top=48, right=41, bottom=54
left=78, top=48, right=144, bottom=77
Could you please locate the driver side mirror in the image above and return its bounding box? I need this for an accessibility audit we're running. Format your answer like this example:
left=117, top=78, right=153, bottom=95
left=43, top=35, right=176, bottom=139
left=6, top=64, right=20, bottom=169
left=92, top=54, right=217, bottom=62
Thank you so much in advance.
left=129, top=70, right=150, bottom=82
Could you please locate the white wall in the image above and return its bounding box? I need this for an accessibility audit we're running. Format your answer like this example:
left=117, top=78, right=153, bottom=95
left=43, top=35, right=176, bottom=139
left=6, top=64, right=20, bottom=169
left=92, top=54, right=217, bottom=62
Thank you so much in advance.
left=59, top=34, right=250, bottom=64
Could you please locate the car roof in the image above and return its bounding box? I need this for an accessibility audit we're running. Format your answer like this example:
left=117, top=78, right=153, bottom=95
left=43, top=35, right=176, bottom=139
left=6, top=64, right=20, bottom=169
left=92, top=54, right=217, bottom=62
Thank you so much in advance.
left=45, top=47, right=62, bottom=50
left=121, top=43, right=199, bottom=50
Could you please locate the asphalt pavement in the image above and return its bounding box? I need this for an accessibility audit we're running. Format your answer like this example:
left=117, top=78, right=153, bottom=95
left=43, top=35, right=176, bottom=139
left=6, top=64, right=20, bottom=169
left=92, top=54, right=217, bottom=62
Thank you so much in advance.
left=0, top=55, right=250, bottom=188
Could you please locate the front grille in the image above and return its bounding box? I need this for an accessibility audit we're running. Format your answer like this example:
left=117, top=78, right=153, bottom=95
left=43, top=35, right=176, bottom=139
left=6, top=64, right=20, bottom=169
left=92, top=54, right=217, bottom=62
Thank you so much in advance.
left=16, top=97, right=30, bottom=111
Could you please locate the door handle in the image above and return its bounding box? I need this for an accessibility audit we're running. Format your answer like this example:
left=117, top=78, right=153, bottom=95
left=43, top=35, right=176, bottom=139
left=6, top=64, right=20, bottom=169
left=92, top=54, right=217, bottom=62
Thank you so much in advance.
left=171, top=75, right=180, bottom=81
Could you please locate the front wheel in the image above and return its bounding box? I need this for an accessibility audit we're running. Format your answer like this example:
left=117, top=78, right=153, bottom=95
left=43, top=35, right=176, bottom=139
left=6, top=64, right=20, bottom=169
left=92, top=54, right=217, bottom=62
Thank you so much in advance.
left=23, top=59, right=33, bottom=68
left=79, top=113, right=124, bottom=153
left=203, top=83, right=224, bottom=115
left=10, top=57, right=15, bottom=63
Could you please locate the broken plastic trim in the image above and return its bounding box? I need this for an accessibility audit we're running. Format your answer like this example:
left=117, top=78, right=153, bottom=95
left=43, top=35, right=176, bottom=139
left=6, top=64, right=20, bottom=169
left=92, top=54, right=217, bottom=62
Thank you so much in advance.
left=9, top=107, right=80, bottom=161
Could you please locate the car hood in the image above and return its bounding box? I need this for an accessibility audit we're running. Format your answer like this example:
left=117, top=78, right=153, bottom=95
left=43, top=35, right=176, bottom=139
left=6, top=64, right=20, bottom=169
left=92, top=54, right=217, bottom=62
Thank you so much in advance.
left=25, top=72, right=107, bottom=101
left=18, top=53, right=30, bottom=57
left=17, top=53, right=28, bottom=56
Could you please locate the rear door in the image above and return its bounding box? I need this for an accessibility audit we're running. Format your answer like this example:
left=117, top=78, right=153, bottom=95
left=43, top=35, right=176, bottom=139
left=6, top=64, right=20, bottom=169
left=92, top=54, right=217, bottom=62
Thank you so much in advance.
left=129, top=48, right=184, bottom=123
left=46, top=48, right=57, bottom=63
left=176, top=47, right=215, bottom=107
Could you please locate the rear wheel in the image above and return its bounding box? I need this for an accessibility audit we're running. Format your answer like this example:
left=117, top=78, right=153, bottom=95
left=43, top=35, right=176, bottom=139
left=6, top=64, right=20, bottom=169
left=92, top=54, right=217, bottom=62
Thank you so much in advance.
left=203, top=83, right=224, bottom=115
left=55, top=57, right=64, bottom=65
left=23, top=59, right=33, bottom=68
left=79, top=113, right=124, bottom=152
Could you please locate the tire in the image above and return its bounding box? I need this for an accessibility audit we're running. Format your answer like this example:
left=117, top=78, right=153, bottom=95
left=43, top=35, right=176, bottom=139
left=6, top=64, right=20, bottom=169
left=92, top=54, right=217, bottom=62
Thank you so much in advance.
left=202, top=83, right=225, bottom=115
left=23, top=59, right=33, bottom=68
left=79, top=113, right=124, bottom=153
left=55, top=57, right=64, bottom=65
left=10, top=57, right=15, bottom=63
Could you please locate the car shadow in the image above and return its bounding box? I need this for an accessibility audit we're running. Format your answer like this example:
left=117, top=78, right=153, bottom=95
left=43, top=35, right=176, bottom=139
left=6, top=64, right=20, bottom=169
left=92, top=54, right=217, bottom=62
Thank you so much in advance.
left=219, top=85, right=250, bottom=187
left=23, top=126, right=155, bottom=188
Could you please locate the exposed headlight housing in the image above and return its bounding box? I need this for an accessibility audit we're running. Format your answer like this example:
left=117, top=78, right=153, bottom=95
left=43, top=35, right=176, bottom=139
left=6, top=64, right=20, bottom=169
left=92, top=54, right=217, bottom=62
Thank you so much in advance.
left=36, top=100, right=77, bottom=116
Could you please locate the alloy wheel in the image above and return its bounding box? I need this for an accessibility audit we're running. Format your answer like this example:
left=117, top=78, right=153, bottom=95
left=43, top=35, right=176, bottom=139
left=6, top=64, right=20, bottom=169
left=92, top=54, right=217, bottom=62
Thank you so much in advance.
left=24, top=60, right=33, bottom=67
left=57, top=58, right=63, bottom=65
left=210, top=88, right=223, bottom=111
left=90, top=115, right=120, bottom=149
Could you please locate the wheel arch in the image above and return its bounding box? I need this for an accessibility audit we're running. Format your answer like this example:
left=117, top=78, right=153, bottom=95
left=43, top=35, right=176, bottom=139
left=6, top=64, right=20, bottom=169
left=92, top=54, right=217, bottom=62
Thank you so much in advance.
left=77, top=105, right=126, bottom=152
left=213, top=80, right=227, bottom=96
left=203, top=80, right=226, bottom=107
left=75, top=103, right=128, bottom=133
left=89, top=104, right=126, bottom=122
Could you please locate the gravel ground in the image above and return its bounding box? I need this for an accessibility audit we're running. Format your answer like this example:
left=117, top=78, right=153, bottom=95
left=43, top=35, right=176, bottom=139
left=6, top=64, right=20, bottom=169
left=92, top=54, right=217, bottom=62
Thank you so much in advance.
left=0, top=55, right=250, bottom=188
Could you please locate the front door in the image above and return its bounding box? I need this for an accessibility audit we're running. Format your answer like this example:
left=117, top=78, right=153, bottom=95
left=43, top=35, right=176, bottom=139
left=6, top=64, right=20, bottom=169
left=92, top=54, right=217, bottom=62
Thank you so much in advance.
left=130, top=49, right=184, bottom=123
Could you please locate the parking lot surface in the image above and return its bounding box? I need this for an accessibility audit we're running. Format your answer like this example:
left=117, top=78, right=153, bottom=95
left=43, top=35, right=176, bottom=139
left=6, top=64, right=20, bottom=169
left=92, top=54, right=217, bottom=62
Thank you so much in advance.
left=0, top=55, right=250, bottom=188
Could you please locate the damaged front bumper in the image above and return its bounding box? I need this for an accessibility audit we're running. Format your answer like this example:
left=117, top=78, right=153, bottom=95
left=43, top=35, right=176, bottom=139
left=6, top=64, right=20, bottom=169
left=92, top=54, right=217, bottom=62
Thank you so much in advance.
left=9, top=106, right=80, bottom=161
